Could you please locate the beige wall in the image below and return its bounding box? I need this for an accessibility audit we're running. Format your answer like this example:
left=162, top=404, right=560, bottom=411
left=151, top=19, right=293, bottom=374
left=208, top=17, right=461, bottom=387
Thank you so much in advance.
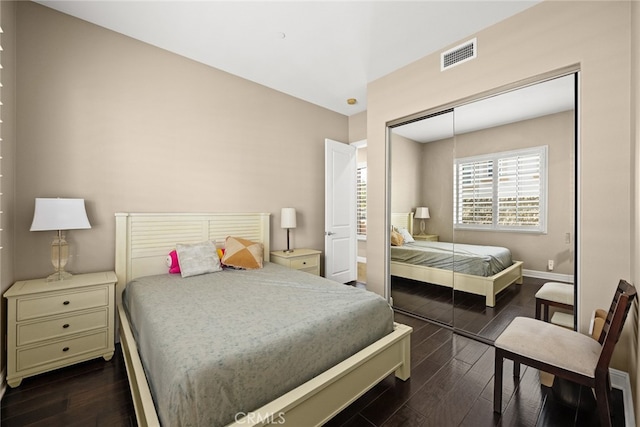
left=14, top=2, right=348, bottom=281
left=0, top=0, right=17, bottom=383
left=390, top=133, right=422, bottom=213
left=417, top=137, right=454, bottom=241
left=631, top=0, right=639, bottom=412
left=348, top=111, right=367, bottom=143
left=367, top=0, right=634, bottom=386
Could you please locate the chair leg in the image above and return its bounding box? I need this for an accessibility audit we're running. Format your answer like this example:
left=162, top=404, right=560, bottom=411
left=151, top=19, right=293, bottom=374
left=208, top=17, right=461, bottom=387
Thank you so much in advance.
left=494, top=350, right=504, bottom=413
left=595, top=373, right=612, bottom=427
left=513, top=360, right=520, bottom=378
left=535, top=299, right=541, bottom=319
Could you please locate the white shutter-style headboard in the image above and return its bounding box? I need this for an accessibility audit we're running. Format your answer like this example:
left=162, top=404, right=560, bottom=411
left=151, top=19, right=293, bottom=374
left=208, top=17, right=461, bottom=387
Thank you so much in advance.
left=114, top=212, right=271, bottom=300
left=391, top=212, right=414, bottom=235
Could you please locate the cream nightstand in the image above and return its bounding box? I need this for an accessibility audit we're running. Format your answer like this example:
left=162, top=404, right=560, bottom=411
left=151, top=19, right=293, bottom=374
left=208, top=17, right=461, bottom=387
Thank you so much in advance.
left=4, top=271, right=117, bottom=387
left=270, top=249, right=321, bottom=276
left=414, top=234, right=439, bottom=241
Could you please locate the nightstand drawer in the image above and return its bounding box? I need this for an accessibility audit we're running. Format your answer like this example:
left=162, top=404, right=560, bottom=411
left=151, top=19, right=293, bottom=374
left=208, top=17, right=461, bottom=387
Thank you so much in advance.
left=17, top=308, right=109, bottom=346
left=17, top=330, right=109, bottom=372
left=290, top=255, right=319, bottom=270
left=16, top=287, right=110, bottom=321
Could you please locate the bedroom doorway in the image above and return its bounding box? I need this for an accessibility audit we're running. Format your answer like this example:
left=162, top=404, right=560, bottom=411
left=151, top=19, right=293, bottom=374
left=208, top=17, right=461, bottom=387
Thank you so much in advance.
left=388, top=72, right=578, bottom=340
left=324, top=138, right=358, bottom=283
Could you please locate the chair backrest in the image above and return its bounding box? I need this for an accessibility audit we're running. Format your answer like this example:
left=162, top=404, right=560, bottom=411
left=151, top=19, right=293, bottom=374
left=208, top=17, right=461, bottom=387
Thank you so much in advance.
left=596, top=280, right=637, bottom=374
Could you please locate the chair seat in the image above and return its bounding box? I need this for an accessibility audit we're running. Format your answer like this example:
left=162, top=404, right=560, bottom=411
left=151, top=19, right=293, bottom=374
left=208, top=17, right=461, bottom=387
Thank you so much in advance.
left=551, top=311, right=574, bottom=329
left=535, top=282, right=574, bottom=305
left=495, top=317, right=601, bottom=378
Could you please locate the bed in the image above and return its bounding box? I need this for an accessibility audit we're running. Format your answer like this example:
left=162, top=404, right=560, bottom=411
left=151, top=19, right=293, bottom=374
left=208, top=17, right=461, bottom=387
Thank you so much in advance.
left=115, top=212, right=412, bottom=427
left=390, top=212, right=523, bottom=307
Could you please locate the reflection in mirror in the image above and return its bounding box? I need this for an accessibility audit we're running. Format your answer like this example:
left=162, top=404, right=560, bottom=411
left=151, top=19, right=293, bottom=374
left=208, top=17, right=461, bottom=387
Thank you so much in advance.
left=388, top=74, right=577, bottom=341
left=390, top=110, right=455, bottom=326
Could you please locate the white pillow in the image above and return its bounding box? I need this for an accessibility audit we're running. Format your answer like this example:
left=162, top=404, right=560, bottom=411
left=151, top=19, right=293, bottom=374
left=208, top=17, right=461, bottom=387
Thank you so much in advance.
left=396, top=227, right=414, bottom=243
left=176, top=241, right=222, bottom=278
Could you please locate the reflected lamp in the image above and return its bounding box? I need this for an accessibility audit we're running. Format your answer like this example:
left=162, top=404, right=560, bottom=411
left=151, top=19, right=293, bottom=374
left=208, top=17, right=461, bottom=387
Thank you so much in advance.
left=415, top=207, right=430, bottom=235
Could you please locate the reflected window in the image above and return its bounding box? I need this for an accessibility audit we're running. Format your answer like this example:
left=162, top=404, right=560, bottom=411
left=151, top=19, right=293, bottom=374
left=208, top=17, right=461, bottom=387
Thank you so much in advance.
left=454, top=145, right=548, bottom=233
left=357, top=164, right=367, bottom=237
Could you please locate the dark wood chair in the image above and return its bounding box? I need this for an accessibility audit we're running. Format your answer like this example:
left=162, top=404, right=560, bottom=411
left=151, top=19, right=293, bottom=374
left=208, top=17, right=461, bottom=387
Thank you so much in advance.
left=494, top=279, right=636, bottom=427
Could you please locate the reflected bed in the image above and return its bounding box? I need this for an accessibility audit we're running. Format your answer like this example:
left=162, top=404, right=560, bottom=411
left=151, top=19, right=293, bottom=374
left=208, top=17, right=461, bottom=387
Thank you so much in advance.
left=391, top=212, right=523, bottom=307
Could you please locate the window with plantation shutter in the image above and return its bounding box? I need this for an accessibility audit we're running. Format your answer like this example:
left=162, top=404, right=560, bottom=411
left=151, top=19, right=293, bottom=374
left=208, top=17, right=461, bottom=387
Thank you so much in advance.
left=356, top=165, right=367, bottom=236
left=454, top=146, right=547, bottom=233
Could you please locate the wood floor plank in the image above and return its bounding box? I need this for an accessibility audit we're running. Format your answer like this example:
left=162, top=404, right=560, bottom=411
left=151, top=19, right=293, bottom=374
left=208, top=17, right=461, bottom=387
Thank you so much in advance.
left=323, top=375, right=394, bottom=427
left=411, top=328, right=453, bottom=366
left=421, top=341, right=496, bottom=426
left=459, top=394, right=501, bottom=427
left=405, top=358, right=472, bottom=418
left=378, top=404, right=427, bottom=427
left=499, top=363, right=546, bottom=426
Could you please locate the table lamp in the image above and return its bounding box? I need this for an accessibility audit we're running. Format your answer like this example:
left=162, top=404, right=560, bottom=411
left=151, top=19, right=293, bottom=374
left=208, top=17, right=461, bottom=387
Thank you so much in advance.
left=280, top=207, right=297, bottom=253
left=30, top=198, right=91, bottom=281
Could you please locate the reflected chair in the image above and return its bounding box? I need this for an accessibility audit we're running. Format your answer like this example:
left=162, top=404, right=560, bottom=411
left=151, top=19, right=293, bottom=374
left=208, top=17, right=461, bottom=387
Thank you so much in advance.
left=535, top=281, right=574, bottom=322
left=494, top=279, right=636, bottom=427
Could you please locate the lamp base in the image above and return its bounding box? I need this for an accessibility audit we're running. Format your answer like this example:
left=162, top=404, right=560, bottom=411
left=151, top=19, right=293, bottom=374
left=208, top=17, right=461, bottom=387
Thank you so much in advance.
left=283, top=228, right=294, bottom=253
left=46, top=270, right=73, bottom=282
left=417, top=220, right=427, bottom=236
left=48, top=231, right=72, bottom=282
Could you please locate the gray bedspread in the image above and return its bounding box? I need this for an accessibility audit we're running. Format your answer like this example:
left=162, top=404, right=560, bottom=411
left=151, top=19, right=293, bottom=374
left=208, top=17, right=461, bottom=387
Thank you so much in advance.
left=391, top=241, right=513, bottom=277
left=123, top=262, right=393, bottom=426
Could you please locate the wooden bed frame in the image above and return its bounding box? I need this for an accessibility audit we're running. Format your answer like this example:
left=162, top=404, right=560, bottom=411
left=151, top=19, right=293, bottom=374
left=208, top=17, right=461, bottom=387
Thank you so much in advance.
left=391, top=212, right=523, bottom=307
left=114, top=212, right=412, bottom=427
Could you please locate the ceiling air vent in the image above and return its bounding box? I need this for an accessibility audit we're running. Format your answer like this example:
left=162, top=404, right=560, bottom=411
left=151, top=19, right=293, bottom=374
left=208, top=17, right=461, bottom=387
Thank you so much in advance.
left=441, top=38, right=477, bottom=71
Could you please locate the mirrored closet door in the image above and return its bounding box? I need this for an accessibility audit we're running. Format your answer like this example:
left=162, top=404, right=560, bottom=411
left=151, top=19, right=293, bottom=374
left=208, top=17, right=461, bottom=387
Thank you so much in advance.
left=390, top=110, right=455, bottom=325
left=389, top=73, right=577, bottom=340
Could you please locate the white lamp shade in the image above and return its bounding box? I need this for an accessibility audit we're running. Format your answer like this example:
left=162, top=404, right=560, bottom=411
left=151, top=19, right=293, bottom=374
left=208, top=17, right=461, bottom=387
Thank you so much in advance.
left=30, top=198, right=91, bottom=231
left=280, top=208, right=297, bottom=229
left=415, top=207, right=430, bottom=219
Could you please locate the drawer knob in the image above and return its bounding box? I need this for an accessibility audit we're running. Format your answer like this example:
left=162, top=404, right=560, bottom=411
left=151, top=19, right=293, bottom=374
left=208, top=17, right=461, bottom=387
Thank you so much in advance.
left=63, top=301, right=70, bottom=305
left=63, top=324, right=70, bottom=329
left=62, top=347, right=70, bottom=352
left=302, top=261, right=307, bottom=265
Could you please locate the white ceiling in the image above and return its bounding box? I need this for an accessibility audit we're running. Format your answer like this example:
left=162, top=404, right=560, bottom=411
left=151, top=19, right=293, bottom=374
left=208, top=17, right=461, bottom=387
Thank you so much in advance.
left=392, top=74, right=576, bottom=143
left=35, top=0, right=540, bottom=116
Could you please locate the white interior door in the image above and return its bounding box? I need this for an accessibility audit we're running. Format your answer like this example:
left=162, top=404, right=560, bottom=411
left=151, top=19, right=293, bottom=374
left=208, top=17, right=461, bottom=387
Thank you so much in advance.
left=324, top=138, right=357, bottom=283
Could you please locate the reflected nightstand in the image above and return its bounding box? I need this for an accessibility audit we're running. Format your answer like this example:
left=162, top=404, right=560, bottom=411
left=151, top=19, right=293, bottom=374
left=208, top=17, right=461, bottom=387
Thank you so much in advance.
left=414, top=234, right=438, bottom=242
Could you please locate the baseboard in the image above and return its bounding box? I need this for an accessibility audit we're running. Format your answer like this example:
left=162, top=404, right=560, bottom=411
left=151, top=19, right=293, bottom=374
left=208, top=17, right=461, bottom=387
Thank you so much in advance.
left=523, top=269, right=574, bottom=283
left=610, top=368, right=636, bottom=427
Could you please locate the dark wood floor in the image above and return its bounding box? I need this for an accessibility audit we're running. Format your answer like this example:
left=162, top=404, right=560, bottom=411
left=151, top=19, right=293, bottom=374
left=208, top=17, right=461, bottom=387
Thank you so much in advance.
left=1, top=349, right=136, bottom=426
left=1, top=312, right=624, bottom=426
left=392, top=275, right=550, bottom=341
